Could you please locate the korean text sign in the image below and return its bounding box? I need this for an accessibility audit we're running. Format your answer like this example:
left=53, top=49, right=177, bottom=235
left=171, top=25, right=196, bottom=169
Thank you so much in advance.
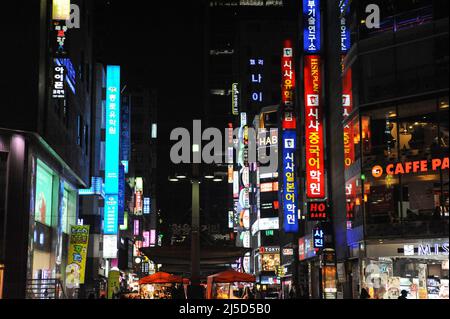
left=104, top=66, right=120, bottom=235
left=282, top=130, right=299, bottom=233
left=304, top=56, right=325, bottom=199
left=303, top=0, right=321, bottom=53
left=104, top=65, right=121, bottom=194
left=67, top=225, right=90, bottom=284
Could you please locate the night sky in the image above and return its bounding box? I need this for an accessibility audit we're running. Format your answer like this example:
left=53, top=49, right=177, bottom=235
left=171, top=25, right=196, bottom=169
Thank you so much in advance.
left=94, top=0, right=212, bottom=226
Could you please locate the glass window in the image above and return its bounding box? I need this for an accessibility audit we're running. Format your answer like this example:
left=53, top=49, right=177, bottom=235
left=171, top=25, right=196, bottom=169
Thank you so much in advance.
left=397, top=99, right=438, bottom=161
left=0, top=152, right=7, bottom=260
left=362, top=106, right=398, bottom=172
left=35, top=160, right=55, bottom=227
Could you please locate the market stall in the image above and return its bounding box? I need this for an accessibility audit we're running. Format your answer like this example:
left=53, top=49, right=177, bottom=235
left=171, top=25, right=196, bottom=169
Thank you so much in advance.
left=139, top=272, right=184, bottom=299
left=206, top=270, right=256, bottom=299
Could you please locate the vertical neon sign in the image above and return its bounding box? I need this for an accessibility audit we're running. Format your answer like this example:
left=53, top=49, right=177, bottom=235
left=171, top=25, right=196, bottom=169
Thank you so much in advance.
left=282, top=130, right=299, bottom=233
left=304, top=55, right=325, bottom=199
left=303, top=0, right=321, bottom=53
left=104, top=65, right=121, bottom=235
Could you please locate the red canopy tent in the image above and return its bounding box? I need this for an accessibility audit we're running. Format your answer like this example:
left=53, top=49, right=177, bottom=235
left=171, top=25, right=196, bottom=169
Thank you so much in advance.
left=139, top=272, right=183, bottom=285
left=206, top=270, right=256, bottom=299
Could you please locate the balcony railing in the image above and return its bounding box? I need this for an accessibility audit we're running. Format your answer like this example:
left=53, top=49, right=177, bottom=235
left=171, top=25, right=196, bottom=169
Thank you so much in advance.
left=25, top=279, right=66, bottom=300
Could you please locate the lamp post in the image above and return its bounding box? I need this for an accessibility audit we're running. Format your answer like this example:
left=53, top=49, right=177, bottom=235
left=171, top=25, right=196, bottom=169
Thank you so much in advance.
left=169, top=160, right=225, bottom=298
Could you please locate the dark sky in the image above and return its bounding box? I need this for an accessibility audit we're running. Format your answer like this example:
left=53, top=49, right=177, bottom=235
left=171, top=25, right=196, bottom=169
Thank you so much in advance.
left=94, top=0, right=214, bottom=225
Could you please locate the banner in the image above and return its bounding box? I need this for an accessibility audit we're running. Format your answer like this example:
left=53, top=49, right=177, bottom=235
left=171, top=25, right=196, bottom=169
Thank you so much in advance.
left=66, top=225, right=90, bottom=286
left=304, top=55, right=325, bottom=199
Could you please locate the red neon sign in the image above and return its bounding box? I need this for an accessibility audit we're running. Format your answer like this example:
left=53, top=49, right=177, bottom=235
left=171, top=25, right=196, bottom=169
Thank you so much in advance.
left=282, top=40, right=296, bottom=129
left=304, top=55, right=325, bottom=199
left=342, top=67, right=354, bottom=168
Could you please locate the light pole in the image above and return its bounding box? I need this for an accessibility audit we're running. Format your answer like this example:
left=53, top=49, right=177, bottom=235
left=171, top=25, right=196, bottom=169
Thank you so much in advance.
left=169, top=163, right=225, bottom=298
left=190, top=163, right=201, bottom=293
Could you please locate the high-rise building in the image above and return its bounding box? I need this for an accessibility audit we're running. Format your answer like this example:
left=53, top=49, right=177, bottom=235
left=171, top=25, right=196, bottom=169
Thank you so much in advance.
left=295, top=0, right=449, bottom=299
left=0, top=0, right=95, bottom=299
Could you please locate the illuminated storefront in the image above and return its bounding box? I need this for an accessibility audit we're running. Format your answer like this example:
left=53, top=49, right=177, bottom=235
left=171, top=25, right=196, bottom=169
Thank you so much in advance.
left=30, top=158, right=78, bottom=289
left=354, top=239, right=449, bottom=299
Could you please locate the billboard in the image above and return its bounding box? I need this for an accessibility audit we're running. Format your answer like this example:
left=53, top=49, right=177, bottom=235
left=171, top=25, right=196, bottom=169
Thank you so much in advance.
left=303, top=0, right=321, bottom=53
left=304, top=55, right=325, bottom=199
left=66, top=225, right=90, bottom=285
left=282, top=130, right=299, bottom=233
left=35, top=160, right=54, bottom=226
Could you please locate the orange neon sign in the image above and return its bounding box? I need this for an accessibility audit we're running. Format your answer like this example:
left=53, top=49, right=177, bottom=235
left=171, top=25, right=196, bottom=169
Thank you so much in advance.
left=372, top=157, right=449, bottom=178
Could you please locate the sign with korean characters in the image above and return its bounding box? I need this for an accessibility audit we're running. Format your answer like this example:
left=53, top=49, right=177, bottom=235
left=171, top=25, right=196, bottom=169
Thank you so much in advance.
left=342, top=67, right=354, bottom=168
left=66, top=225, right=90, bottom=286
left=52, top=61, right=66, bottom=99
left=339, top=0, right=351, bottom=53
left=313, top=225, right=325, bottom=249
left=282, top=130, right=299, bottom=233
left=281, top=40, right=295, bottom=108
left=282, top=40, right=297, bottom=130
left=249, top=58, right=264, bottom=107
left=232, top=83, right=240, bottom=115
left=104, top=65, right=121, bottom=235
left=303, top=0, right=321, bottom=53
left=104, top=65, right=121, bottom=195
left=304, top=55, right=326, bottom=199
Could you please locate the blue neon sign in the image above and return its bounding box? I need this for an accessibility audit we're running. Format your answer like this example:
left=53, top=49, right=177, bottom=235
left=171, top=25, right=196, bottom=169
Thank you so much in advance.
left=339, top=0, right=351, bottom=53
left=303, top=0, right=321, bottom=53
left=118, top=164, right=125, bottom=225
left=104, top=65, right=120, bottom=194
left=313, top=225, right=325, bottom=249
left=104, top=65, right=121, bottom=235
left=104, top=195, right=119, bottom=235
left=282, top=130, right=299, bottom=233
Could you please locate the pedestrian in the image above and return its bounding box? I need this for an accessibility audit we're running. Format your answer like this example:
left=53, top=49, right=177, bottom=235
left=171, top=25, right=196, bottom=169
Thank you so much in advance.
left=398, top=290, right=408, bottom=300
left=360, top=288, right=370, bottom=299
left=289, top=286, right=297, bottom=299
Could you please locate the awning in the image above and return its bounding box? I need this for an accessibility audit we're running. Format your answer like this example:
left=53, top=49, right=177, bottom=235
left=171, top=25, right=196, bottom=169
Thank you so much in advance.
left=139, top=272, right=183, bottom=285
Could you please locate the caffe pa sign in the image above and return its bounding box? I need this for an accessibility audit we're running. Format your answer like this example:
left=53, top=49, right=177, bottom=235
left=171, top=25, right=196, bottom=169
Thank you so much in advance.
left=372, top=157, right=449, bottom=178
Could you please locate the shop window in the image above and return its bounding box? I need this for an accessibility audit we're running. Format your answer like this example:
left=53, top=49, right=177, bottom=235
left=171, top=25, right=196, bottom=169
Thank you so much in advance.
left=397, top=99, right=438, bottom=161
left=362, top=107, right=398, bottom=171
left=260, top=253, right=280, bottom=272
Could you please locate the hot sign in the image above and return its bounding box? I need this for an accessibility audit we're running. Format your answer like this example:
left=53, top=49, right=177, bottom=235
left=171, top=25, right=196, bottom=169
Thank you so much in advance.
left=307, top=201, right=328, bottom=221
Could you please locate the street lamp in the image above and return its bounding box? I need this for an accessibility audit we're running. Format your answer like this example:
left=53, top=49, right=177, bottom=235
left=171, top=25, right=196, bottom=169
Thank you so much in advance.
left=167, top=169, right=225, bottom=298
